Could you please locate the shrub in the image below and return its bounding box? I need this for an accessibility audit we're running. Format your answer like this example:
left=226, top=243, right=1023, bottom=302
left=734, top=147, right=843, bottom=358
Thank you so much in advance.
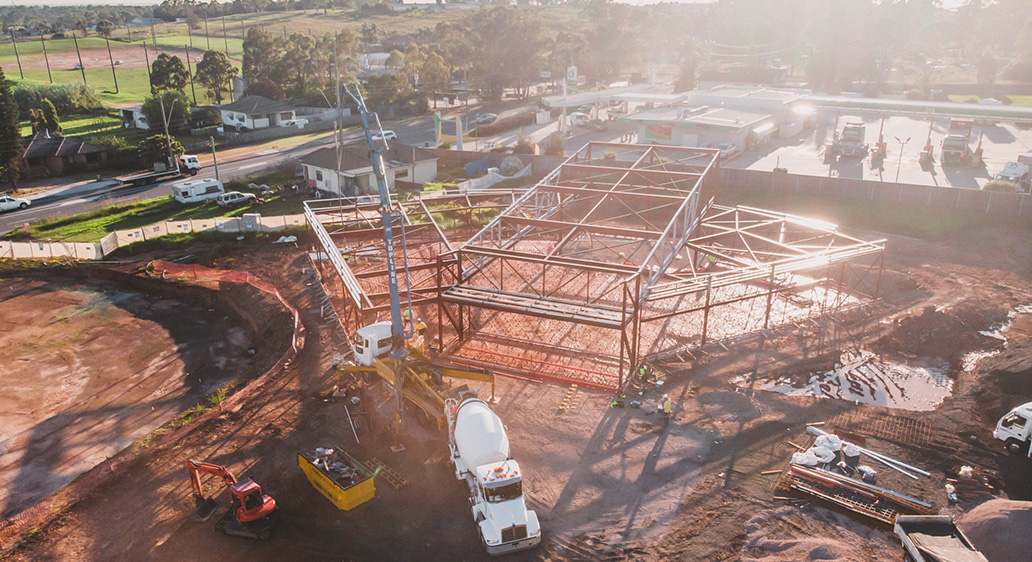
left=513, top=138, right=535, bottom=154
left=982, top=179, right=1018, bottom=192
left=13, top=82, right=102, bottom=119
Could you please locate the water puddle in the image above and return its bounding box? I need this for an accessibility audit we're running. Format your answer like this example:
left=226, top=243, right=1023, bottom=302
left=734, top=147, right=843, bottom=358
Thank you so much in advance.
left=734, top=349, right=953, bottom=411
left=960, top=304, right=1031, bottom=373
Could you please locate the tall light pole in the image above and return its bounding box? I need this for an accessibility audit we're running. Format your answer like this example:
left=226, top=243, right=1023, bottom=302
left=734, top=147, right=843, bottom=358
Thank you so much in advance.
left=894, top=136, right=910, bottom=184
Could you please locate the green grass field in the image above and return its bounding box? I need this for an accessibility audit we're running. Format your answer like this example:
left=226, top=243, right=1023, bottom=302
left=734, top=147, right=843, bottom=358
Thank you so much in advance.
left=6, top=184, right=303, bottom=243
left=11, top=65, right=226, bottom=107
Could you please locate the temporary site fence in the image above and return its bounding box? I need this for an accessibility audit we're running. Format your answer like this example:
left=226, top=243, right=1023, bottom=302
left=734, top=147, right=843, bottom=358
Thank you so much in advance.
left=2, top=213, right=307, bottom=261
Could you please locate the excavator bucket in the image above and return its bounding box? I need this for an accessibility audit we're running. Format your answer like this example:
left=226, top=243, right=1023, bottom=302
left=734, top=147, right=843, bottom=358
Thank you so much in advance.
left=194, top=496, right=219, bottom=521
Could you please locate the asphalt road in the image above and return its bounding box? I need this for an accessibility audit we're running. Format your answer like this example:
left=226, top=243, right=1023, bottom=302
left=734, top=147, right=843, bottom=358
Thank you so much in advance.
left=0, top=119, right=438, bottom=236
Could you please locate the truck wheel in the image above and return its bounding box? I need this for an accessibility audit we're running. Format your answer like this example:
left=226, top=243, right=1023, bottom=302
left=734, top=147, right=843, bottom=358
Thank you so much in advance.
left=19, top=202, right=27, bottom=209
left=189, top=168, right=198, bottom=176
left=1005, top=438, right=1027, bottom=455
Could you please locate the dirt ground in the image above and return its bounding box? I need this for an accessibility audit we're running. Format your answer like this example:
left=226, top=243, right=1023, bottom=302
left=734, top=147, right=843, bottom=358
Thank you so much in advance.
left=0, top=275, right=257, bottom=520
left=4, top=222, right=1032, bottom=561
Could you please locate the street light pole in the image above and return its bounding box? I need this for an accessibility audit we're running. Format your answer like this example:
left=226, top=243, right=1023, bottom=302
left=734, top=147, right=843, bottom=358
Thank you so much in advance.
left=894, top=136, right=910, bottom=184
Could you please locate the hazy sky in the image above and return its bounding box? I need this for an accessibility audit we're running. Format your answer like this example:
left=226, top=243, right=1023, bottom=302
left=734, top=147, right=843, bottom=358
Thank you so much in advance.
left=3, top=0, right=971, bottom=9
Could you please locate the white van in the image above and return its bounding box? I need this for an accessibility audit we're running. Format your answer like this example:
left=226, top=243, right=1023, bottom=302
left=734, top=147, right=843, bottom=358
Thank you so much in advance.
left=569, top=112, right=590, bottom=126
left=354, top=321, right=393, bottom=366
left=171, top=178, right=224, bottom=204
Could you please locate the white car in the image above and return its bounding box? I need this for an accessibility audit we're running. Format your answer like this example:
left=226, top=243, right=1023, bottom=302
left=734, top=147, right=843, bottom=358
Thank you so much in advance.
left=371, top=130, right=397, bottom=142
left=0, top=194, right=29, bottom=212
left=473, top=113, right=497, bottom=125
left=216, top=191, right=257, bottom=208
left=281, top=118, right=309, bottom=128
left=113, top=60, right=123, bottom=66
left=717, top=142, right=739, bottom=159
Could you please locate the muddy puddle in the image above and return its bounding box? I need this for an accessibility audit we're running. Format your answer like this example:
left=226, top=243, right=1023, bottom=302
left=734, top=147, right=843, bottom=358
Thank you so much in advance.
left=737, top=304, right=1032, bottom=411
left=734, top=350, right=953, bottom=411
left=961, top=304, right=1032, bottom=372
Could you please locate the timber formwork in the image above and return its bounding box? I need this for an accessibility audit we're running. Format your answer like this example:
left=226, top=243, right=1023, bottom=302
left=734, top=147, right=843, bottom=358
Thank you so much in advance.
left=307, top=143, right=886, bottom=391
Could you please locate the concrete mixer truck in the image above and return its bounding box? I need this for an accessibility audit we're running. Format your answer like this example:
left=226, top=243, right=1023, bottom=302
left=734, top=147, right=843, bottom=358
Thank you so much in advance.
left=445, top=390, right=541, bottom=555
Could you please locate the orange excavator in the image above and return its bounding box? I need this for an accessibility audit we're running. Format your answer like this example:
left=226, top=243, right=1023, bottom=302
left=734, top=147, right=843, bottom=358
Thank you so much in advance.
left=186, top=459, right=279, bottom=540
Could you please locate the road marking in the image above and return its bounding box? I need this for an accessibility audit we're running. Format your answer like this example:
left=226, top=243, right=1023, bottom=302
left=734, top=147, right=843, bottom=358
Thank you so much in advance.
left=237, top=161, right=269, bottom=170
left=257, top=149, right=279, bottom=155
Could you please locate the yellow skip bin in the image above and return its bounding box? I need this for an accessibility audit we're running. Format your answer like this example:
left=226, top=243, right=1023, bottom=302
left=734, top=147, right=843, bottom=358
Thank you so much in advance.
left=298, top=448, right=377, bottom=511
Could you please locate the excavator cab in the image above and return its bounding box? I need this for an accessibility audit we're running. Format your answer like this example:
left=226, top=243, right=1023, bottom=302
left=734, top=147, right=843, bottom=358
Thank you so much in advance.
left=229, top=479, right=277, bottom=523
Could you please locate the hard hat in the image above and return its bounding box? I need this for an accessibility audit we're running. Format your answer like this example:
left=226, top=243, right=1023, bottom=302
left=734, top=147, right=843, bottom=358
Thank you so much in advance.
left=662, top=394, right=669, bottom=399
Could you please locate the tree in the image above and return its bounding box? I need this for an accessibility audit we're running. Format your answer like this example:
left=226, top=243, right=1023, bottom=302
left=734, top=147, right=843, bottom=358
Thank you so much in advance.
left=543, top=135, right=565, bottom=157
left=41, top=98, right=61, bottom=134
left=142, top=89, right=190, bottom=135
left=242, top=26, right=281, bottom=82
left=150, top=53, right=190, bottom=93
left=977, top=52, right=998, bottom=85
left=0, top=65, right=24, bottom=189
left=420, top=52, right=449, bottom=109
left=194, top=50, right=238, bottom=104
left=96, top=19, right=114, bottom=38
left=138, top=133, right=184, bottom=167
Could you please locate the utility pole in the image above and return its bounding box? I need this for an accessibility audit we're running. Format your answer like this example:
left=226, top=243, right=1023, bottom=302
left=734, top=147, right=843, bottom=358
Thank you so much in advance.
left=187, top=17, right=193, bottom=49
left=203, top=14, right=210, bottom=50
left=72, top=32, right=87, bottom=85
left=222, top=16, right=229, bottom=54
left=210, top=136, right=220, bottom=182
left=125, top=22, right=132, bottom=42
left=39, top=33, right=52, bottom=83
left=150, top=9, right=157, bottom=47
left=159, top=95, right=179, bottom=173
left=143, top=41, right=153, bottom=92
left=105, top=37, right=119, bottom=94
left=10, top=32, right=23, bottom=79
left=184, top=44, right=197, bottom=105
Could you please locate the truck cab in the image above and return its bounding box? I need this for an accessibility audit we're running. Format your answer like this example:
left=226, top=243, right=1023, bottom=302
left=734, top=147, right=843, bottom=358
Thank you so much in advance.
left=353, top=321, right=393, bottom=366
left=993, top=402, right=1032, bottom=456
left=994, top=161, right=1031, bottom=191
left=473, top=460, right=541, bottom=555
left=179, top=155, right=201, bottom=173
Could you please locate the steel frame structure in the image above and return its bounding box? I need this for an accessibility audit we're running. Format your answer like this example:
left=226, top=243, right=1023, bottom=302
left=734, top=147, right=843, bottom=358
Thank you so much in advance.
left=307, top=142, right=886, bottom=391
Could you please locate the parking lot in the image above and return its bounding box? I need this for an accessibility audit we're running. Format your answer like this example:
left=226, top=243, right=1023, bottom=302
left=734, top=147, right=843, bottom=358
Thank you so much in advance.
left=713, top=110, right=1032, bottom=190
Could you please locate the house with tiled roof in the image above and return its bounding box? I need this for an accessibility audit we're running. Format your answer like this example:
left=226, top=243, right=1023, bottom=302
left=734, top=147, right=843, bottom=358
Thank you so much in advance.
left=219, top=95, right=296, bottom=131
left=300, top=143, right=438, bottom=196
left=21, top=131, right=108, bottom=178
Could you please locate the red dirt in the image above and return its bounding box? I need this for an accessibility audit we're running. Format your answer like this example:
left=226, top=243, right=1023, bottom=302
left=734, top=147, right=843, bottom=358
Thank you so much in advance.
left=3, top=221, right=1032, bottom=561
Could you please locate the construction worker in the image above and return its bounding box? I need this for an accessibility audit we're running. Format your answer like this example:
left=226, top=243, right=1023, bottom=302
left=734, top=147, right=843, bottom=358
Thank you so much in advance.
left=662, top=394, right=672, bottom=426
left=415, top=318, right=427, bottom=336
left=402, top=307, right=411, bottom=325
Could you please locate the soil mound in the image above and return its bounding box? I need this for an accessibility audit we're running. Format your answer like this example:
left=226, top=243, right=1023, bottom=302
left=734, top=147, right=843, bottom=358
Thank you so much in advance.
left=872, top=305, right=1003, bottom=366
left=958, top=498, right=1032, bottom=562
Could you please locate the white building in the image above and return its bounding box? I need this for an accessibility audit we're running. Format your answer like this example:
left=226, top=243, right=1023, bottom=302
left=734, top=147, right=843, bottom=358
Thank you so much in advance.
left=301, top=143, right=438, bottom=196
left=218, top=96, right=296, bottom=132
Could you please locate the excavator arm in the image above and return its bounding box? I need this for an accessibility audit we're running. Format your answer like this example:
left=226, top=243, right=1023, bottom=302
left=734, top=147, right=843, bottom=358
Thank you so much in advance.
left=186, top=459, right=238, bottom=500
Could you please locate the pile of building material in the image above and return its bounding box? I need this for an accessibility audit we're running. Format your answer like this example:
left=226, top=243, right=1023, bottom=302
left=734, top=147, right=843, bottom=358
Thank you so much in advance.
left=777, top=425, right=935, bottom=525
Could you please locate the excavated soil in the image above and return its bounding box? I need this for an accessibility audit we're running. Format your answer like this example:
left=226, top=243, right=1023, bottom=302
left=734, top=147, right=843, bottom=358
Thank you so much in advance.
left=4, top=222, right=1032, bottom=561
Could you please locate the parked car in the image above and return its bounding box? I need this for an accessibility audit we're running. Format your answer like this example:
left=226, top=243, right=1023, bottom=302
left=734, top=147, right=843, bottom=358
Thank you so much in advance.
left=717, top=142, right=739, bottom=159
left=0, top=193, right=29, bottom=212
left=73, top=64, right=82, bottom=70
left=588, top=119, right=607, bottom=132
left=371, top=130, right=397, bottom=141
left=113, top=60, right=123, bottom=65
left=216, top=191, right=257, bottom=208
left=281, top=118, right=309, bottom=129
left=569, top=112, right=590, bottom=126
left=473, top=113, right=497, bottom=125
